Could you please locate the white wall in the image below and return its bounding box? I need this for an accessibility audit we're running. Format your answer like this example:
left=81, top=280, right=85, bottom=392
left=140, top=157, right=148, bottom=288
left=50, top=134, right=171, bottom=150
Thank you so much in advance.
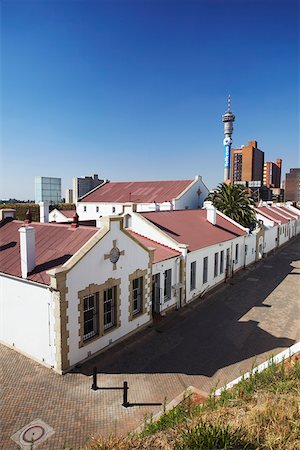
left=152, top=257, right=180, bottom=312
left=0, top=275, right=54, bottom=367
left=264, top=226, right=278, bottom=254
left=244, top=234, right=256, bottom=266
left=66, top=220, right=151, bottom=367
left=77, top=202, right=123, bottom=222
left=49, top=209, right=72, bottom=223
left=174, top=176, right=209, bottom=210
left=185, top=236, right=246, bottom=303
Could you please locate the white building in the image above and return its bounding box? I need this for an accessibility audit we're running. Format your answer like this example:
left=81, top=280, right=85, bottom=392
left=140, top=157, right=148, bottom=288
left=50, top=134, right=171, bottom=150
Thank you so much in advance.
left=0, top=210, right=179, bottom=373
left=49, top=208, right=75, bottom=223
left=77, top=176, right=210, bottom=223
left=254, top=203, right=300, bottom=254
left=120, top=202, right=256, bottom=308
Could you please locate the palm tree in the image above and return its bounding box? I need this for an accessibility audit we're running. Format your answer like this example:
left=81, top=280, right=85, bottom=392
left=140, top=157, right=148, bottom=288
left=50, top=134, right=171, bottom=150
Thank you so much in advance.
left=206, top=183, right=256, bottom=228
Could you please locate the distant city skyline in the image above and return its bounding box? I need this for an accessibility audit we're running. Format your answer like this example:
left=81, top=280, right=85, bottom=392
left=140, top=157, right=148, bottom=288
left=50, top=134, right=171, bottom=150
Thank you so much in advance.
left=1, top=0, right=299, bottom=200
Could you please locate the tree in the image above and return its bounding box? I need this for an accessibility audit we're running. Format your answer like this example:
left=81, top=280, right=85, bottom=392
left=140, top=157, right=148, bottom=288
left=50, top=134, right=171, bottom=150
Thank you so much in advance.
left=206, top=183, right=256, bottom=228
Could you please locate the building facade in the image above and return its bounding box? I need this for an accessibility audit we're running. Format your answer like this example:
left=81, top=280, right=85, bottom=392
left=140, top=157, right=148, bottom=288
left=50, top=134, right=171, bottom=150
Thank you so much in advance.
left=285, top=168, right=300, bottom=202
left=35, top=177, right=61, bottom=204
left=73, top=174, right=105, bottom=203
left=263, top=159, right=282, bottom=188
left=1, top=201, right=299, bottom=374
left=65, top=189, right=73, bottom=203
left=231, top=140, right=264, bottom=185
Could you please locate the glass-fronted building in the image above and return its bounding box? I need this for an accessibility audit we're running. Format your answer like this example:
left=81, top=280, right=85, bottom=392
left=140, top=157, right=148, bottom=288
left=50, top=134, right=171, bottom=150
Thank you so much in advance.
left=35, top=177, right=61, bottom=203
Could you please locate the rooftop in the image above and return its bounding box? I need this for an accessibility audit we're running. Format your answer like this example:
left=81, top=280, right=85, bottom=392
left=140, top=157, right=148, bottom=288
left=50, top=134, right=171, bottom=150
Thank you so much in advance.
left=139, top=209, right=246, bottom=251
left=256, top=206, right=290, bottom=224
left=0, top=220, right=99, bottom=285
left=127, top=230, right=181, bottom=263
left=79, top=179, right=195, bottom=203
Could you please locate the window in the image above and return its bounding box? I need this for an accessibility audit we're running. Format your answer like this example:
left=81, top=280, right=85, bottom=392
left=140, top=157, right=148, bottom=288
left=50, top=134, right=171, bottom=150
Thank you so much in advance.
left=214, top=253, right=219, bottom=278
left=220, top=250, right=224, bottom=274
left=235, top=244, right=239, bottom=264
left=203, top=257, right=208, bottom=284
left=83, top=294, right=99, bottom=341
left=124, top=214, right=132, bottom=228
left=96, top=206, right=99, bottom=213
left=112, top=206, right=116, bottom=213
left=104, top=287, right=116, bottom=330
left=84, top=206, right=87, bottom=212
left=164, top=269, right=172, bottom=301
left=132, top=277, right=143, bottom=315
left=190, top=261, right=196, bottom=290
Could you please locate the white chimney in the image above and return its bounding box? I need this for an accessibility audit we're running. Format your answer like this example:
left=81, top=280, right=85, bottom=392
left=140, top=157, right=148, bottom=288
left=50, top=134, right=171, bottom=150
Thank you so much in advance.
left=19, top=226, right=36, bottom=278
left=39, top=202, right=49, bottom=223
left=203, top=201, right=217, bottom=225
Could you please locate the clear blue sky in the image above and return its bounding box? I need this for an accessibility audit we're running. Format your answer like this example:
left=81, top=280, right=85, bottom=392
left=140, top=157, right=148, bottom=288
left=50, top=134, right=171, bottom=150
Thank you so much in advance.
left=1, top=0, right=299, bottom=200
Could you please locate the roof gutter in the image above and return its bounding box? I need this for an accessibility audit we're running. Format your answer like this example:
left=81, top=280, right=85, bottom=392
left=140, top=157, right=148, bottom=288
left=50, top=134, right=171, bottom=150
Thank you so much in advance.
left=0, top=272, right=50, bottom=289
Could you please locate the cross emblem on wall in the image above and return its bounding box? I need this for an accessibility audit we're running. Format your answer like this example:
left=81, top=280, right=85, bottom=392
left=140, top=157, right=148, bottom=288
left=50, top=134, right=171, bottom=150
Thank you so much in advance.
left=104, top=240, right=125, bottom=270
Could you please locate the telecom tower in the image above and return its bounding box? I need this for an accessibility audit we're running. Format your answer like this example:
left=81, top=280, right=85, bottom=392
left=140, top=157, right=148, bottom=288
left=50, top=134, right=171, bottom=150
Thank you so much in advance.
left=222, top=95, right=235, bottom=182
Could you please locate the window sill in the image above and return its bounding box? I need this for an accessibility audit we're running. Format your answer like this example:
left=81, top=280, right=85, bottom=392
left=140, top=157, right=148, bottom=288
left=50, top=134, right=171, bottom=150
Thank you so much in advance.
left=132, top=310, right=143, bottom=319
left=81, top=333, right=100, bottom=348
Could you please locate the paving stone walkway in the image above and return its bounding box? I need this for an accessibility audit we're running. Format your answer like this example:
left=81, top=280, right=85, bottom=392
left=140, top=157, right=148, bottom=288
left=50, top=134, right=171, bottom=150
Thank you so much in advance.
left=2, top=237, right=300, bottom=449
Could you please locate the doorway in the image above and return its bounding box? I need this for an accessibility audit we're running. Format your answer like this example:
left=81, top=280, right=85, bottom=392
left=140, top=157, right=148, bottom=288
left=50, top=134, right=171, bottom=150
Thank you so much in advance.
left=152, top=273, right=161, bottom=315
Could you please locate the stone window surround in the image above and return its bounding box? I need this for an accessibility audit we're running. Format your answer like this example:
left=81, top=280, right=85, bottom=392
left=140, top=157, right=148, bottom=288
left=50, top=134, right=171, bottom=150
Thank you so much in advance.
left=128, top=269, right=147, bottom=321
left=78, top=278, right=121, bottom=348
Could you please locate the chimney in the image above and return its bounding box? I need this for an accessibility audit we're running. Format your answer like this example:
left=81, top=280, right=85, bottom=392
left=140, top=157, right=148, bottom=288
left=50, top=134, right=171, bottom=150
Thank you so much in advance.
left=19, top=226, right=36, bottom=278
left=203, top=201, right=217, bottom=225
left=39, top=202, right=49, bottom=223
left=71, top=212, right=79, bottom=228
left=0, top=208, right=16, bottom=221
left=24, top=209, right=32, bottom=224
left=248, top=140, right=257, bottom=148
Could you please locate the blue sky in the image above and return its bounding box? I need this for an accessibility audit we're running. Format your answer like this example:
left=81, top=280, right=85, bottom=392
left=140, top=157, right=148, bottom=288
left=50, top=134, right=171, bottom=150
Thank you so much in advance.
left=1, top=0, right=299, bottom=200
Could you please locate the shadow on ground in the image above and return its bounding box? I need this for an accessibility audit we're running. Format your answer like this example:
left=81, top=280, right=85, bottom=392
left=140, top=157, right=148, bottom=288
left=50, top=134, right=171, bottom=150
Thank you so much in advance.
left=72, top=239, right=299, bottom=378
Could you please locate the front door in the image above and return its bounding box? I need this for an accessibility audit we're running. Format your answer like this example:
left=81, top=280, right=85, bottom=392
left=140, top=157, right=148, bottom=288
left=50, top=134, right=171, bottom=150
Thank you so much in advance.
left=152, top=274, right=161, bottom=314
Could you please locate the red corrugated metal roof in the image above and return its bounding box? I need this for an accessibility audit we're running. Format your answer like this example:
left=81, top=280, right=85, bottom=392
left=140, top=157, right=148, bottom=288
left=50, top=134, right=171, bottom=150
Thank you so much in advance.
left=80, top=180, right=194, bottom=203
left=59, top=210, right=76, bottom=218
left=139, top=210, right=246, bottom=251
left=0, top=220, right=98, bottom=285
left=274, top=206, right=298, bottom=218
left=127, top=230, right=181, bottom=263
left=256, top=206, right=289, bottom=224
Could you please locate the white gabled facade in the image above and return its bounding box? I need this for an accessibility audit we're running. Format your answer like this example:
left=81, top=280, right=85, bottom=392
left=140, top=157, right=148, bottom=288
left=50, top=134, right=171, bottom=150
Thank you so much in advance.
left=64, top=218, right=152, bottom=368
left=49, top=208, right=73, bottom=223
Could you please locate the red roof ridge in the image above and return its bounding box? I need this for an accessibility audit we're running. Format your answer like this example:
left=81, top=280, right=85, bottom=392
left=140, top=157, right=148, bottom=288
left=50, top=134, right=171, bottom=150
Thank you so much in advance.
left=11, top=219, right=99, bottom=231
left=128, top=229, right=180, bottom=253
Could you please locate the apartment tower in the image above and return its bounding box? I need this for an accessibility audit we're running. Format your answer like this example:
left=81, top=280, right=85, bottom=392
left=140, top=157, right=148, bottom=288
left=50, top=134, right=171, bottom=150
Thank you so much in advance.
left=230, top=140, right=264, bottom=185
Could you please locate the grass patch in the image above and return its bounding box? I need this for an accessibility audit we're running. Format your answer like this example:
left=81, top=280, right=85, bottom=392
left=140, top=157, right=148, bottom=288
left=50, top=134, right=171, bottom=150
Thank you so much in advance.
left=83, top=356, right=300, bottom=450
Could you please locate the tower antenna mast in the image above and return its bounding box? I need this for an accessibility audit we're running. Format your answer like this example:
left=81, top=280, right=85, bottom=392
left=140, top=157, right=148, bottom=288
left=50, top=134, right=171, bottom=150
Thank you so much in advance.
left=222, top=95, right=235, bottom=182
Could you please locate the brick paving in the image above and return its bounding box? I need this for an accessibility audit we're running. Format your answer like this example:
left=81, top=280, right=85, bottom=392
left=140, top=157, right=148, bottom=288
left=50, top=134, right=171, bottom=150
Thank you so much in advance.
left=1, top=236, right=300, bottom=449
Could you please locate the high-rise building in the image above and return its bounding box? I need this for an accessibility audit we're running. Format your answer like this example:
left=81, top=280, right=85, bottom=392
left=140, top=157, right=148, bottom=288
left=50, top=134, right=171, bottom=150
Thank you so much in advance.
left=285, top=168, right=300, bottom=202
left=263, top=159, right=282, bottom=188
left=230, top=140, right=264, bottom=185
left=72, top=174, right=105, bottom=203
left=35, top=176, right=61, bottom=204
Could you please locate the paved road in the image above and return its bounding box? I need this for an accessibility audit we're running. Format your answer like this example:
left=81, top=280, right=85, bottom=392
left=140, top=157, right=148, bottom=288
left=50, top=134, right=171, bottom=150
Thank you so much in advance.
left=2, top=237, right=300, bottom=449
